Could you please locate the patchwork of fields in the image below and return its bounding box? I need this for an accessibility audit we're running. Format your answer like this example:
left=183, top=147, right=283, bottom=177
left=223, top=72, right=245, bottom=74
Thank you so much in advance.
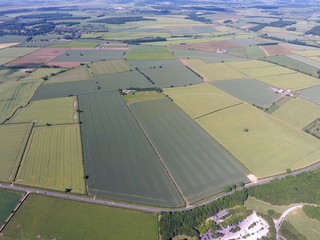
left=1, top=8, right=320, bottom=228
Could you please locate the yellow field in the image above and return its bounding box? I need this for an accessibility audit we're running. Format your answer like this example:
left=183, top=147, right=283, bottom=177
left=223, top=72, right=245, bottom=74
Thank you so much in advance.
left=197, top=103, right=320, bottom=178
left=47, top=66, right=92, bottom=84
left=90, top=60, right=131, bottom=75
left=16, top=124, right=85, bottom=193
left=163, top=83, right=243, bottom=119
left=272, top=97, right=320, bottom=129
left=184, top=59, right=247, bottom=81
left=256, top=72, right=320, bottom=90
left=21, top=68, right=64, bottom=81
left=123, top=91, right=166, bottom=104
left=241, top=65, right=295, bottom=78
left=225, top=60, right=274, bottom=69
left=309, top=56, right=320, bottom=62
left=292, top=50, right=320, bottom=57
left=261, top=26, right=302, bottom=36
left=9, top=97, right=77, bottom=126
left=0, top=43, right=20, bottom=49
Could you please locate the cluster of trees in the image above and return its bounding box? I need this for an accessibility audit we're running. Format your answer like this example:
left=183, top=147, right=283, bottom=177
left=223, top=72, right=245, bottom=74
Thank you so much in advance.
left=186, top=14, right=212, bottom=24
left=159, top=190, right=248, bottom=239
left=247, top=171, right=320, bottom=205
left=306, top=26, right=320, bottom=36
left=124, top=36, right=166, bottom=44
left=249, top=20, right=296, bottom=32
left=303, top=205, right=320, bottom=221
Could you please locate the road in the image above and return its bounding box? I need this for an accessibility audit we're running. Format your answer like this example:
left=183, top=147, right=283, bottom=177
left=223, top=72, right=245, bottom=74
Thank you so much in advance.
left=274, top=205, right=304, bottom=235
left=1, top=161, right=320, bottom=215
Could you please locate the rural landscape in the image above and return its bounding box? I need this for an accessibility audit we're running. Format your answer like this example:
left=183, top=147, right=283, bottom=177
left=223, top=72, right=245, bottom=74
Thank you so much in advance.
left=1, top=0, right=320, bottom=239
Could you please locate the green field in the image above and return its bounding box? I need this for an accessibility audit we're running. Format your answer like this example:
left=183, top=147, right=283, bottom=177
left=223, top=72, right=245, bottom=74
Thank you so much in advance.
left=212, top=78, right=281, bottom=108
left=0, top=69, right=28, bottom=83
left=50, top=41, right=100, bottom=48
left=0, top=80, right=42, bottom=123
left=0, top=47, right=39, bottom=58
left=163, top=83, right=242, bottom=119
left=257, top=72, right=320, bottom=91
left=301, top=86, right=320, bottom=105
left=20, top=68, right=64, bottom=81
left=246, top=46, right=266, bottom=59
left=47, top=65, right=92, bottom=83
left=272, top=97, right=320, bottom=129
left=288, top=54, right=320, bottom=69
left=292, top=49, right=320, bottom=57
left=78, top=92, right=183, bottom=207
left=244, top=197, right=292, bottom=216
left=32, top=80, right=97, bottom=100
left=140, top=66, right=203, bottom=87
left=16, top=124, right=85, bottom=193
left=265, top=56, right=319, bottom=77
left=124, top=91, right=166, bottom=104
left=0, top=190, right=23, bottom=225
left=286, top=208, right=320, bottom=240
left=0, top=123, right=32, bottom=182
left=9, top=96, right=78, bottom=126
left=52, top=49, right=124, bottom=62
left=90, top=59, right=131, bottom=75
left=126, top=46, right=175, bottom=60
left=184, top=59, right=247, bottom=81
left=1, top=194, right=158, bottom=240
left=96, top=71, right=153, bottom=91
left=197, top=103, right=320, bottom=178
left=171, top=49, right=243, bottom=63
left=130, top=98, right=248, bottom=203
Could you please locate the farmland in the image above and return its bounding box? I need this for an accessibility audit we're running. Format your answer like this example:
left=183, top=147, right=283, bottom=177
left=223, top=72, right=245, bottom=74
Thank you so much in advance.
left=0, top=80, right=42, bottom=123
left=16, top=124, right=85, bottom=193
left=265, top=55, right=319, bottom=77
left=257, top=72, right=320, bottom=91
left=272, top=97, right=320, bottom=129
left=0, top=123, right=32, bottom=182
left=183, top=59, right=247, bottom=81
left=1, top=194, right=158, bottom=240
left=47, top=66, right=92, bottom=83
left=96, top=71, right=153, bottom=91
left=139, top=66, right=203, bottom=87
left=6, top=48, right=68, bottom=67
left=130, top=98, right=248, bottom=203
left=213, top=78, right=281, bottom=108
left=197, top=103, right=320, bottom=178
left=2, top=1, right=320, bottom=237
left=240, top=65, right=295, bottom=78
left=89, top=59, right=131, bottom=75
left=9, top=96, right=78, bottom=126
left=300, top=86, right=320, bottom=105
left=0, top=190, right=23, bottom=225
left=163, top=83, right=242, bottom=119
left=126, top=46, right=175, bottom=60
left=78, top=92, right=183, bottom=207
left=124, top=91, right=166, bottom=104
left=51, top=49, right=125, bottom=63
left=32, top=80, right=97, bottom=100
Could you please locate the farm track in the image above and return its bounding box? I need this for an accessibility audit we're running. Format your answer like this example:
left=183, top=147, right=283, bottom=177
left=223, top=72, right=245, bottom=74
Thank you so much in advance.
left=1, top=161, right=320, bottom=214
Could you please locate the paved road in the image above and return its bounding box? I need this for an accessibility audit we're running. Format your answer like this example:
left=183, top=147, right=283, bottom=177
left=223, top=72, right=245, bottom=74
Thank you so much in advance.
left=1, top=161, right=320, bottom=214
left=274, top=205, right=304, bottom=234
